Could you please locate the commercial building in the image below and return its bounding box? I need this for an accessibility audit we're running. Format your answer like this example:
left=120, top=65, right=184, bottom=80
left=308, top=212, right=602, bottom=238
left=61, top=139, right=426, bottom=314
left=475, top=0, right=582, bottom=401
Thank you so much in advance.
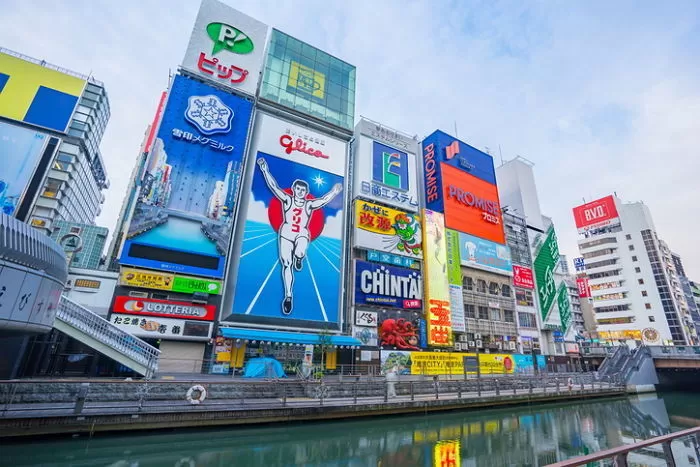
left=572, top=195, right=692, bottom=346
left=49, top=220, right=108, bottom=270
left=0, top=48, right=110, bottom=231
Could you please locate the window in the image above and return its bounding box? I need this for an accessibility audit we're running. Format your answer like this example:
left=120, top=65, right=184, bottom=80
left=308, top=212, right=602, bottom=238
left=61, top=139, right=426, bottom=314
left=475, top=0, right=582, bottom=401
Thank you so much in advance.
left=504, top=310, right=515, bottom=323
left=649, top=316, right=656, bottom=322
left=476, top=280, right=487, bottom=294
left=638, top=278, right=644, bottom=285
left=632, top=256, right=638, bottom=262
left=42, top=179, right=62, bottom=198
left=628, top=245, right=635, bottom=251
left=489, top=308, right=501, bottom=321
left=478, top=306, right=489, bottom=320
left=463, top=277, right=473, bottom=290
left=626, top=234, right=632, bottom=240
left=489, top=282, right=500, bottom=295
left=645, top=303, right=652, bottom=310
left=635, top=267, right=641, bottom=273
left=518, top=312, right=537, bottom=328
left=464, top=304, right=476, bottom=319
left=516, top=289, right=534, bottom=307
left=501, top=285, right=512, bottom=298
left=642, top=291, right=648, bottom=297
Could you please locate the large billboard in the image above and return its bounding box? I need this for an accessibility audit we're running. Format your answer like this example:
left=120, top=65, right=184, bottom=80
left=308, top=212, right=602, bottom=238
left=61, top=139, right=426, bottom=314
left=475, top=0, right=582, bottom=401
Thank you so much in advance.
left=113, top=296, right=216, bottom=321
left=354, top=200, right=422, bottom=259
left=572, top=195, right=620, bottom=233
left=533, top=226, right=560, bottom=322
left=0, top=52, right=86, bottom=133
left=110, top=314, right=212, bottom=341
left=442, top=164, right=505, bottom=243
left=422, top=130, right=497, bottom=213
left=354, top=260, right=422, bottom=309
left=181, top=0, right=269, bottom=96
left=557, top=282, right=572, bottom=332
left=119, top=74, right=253, bottom=278
left=512, top=265, right=535, bottom=289
left=380, top=350, right=546, bottom=376
left=352, top=120, right=419, bottom=211
left=446, top=229, right=466, bottom=333
left=119, top=268, right=222, bottom=295
left=226, top=112, right=347, bottom=328
left=0, top=121, right=49, bottom=217
left=458, top=231, right=512, bottom=275
left=422, top=209, right=452, bottom=347
left=377, top=309, right=424, bottom=350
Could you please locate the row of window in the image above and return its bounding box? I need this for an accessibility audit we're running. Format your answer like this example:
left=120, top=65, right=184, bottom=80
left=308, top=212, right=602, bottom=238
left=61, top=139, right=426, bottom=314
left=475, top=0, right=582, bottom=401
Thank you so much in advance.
left=582, top=248, right=616, bottom=259
left=579, top=237, right=617, bottom=249
left=462, top=276, right=513, bottom=298
left=463, top=304, right=515, bottom=323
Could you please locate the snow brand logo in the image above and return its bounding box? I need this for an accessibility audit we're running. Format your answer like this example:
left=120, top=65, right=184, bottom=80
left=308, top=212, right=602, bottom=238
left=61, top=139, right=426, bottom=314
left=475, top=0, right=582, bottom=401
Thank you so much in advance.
left=184, top=94, right=234, bottom=135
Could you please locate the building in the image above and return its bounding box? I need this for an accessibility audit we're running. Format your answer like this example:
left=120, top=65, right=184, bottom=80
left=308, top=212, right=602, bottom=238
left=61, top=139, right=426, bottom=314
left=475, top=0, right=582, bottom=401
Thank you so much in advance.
left=49, top=220, right=108, bottom=270
left=572, top=195, right=691, bottom=346
left=0, top=48, right=110, bottom=231
left=671, top=252, right=700, bottom=341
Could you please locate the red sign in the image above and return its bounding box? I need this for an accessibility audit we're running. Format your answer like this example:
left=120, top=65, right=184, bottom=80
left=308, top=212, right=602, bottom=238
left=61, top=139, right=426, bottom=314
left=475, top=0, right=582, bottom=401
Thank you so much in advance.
left=403, top=299, right=422, bottom=309
left=280, top=134, right=329, bottom=159
left=197, top=52, right=248, bottom=84
left=576, top=278, right=591, bottom=298
left=113, top=296, right=216, bottom=321
left=512, top=265, right=534, bottom=289
left=572, top=195, right=619, bottom=232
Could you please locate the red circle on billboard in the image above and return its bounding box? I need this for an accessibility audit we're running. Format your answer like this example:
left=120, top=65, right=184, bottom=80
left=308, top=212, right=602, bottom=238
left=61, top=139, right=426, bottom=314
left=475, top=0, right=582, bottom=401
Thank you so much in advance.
left=503, top=356, right=513, bottom=371
left=268, top=188, right=325, bottom=240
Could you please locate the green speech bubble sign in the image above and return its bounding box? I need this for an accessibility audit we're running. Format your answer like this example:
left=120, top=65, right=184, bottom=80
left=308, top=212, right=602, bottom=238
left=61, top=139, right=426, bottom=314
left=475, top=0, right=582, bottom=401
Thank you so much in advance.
left=207, top=22, right=254, bottom=55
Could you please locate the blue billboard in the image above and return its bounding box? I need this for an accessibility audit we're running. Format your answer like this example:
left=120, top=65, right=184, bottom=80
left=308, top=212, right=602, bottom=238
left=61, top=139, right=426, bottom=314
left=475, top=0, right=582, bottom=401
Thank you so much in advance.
left=119, top=74, right=253, bottom=278
left=355, top=260, right=423, bottom=309
left=458, top=231, right=512, bottom=275
left=422, top=130, right=496, bottom=213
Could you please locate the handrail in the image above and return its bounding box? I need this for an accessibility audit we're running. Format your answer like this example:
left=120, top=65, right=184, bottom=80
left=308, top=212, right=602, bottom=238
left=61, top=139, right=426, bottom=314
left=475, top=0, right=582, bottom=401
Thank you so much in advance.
left=546, top=425, right=700, bottom=466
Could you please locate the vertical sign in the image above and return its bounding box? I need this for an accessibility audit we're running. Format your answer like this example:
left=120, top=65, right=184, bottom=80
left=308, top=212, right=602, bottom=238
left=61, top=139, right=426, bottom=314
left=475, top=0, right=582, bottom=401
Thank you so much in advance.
left=446, top=229, right=465, bottom=333
left=576, top=277, right=590, bottom=298
left=557, top=282, right=572, bottom=332
left=422, top=209, right=452, bottom=346
left=533, top=226, right=560, bottom=322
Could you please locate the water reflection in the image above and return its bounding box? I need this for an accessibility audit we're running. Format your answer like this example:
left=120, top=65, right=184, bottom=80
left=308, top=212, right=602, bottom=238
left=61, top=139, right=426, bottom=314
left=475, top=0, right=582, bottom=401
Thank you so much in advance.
left=3, top=393, right=698, bottom=467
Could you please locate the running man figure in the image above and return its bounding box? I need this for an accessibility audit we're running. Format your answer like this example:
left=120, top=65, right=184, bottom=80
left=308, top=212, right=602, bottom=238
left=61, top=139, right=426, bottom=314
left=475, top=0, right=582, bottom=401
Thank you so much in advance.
left=257, top=158, right=343, bottom=315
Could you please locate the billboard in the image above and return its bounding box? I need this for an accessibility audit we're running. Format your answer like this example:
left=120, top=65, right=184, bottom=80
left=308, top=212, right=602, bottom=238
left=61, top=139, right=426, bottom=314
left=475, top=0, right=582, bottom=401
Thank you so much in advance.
left=442, top=164, right=505, bottom=243
left=354, top=260, right=422, bottom=309
left=227, top=112, right=347, bottom=327
left=380, top=350, right=545, bottom=376
left=377, top=310, right=423, bottom=350
left=557, top=282, right=572, bottom=332
left=0, top=52, right=86, bottom=133
left=572, top=195, right=619, bottom=233
left=512, top=265, right=534, bottom=289
left=366, top=249, right=417, bottom=269
left=351, top=325, right=379, bottom=347
left=0, top=121, right=49, bottom=217
left=458, top=231, right=512, bottom=275
left=354, top=200, right=422, bottom=259
left=352, top=121, right=419, bottom=211
left=422, top=130, right=497, bottom=213
left=446, top=229, right=466, bottom=333
left=181, top=0, right=269, bottom=96
left=422, top=209, right=452, bottom=347
left=533, top=226, right=560, bottom=322
left=574, top=256, right=586, bottom=272
left=576, top=277, right=590, bottom=298
left=110, top=314, right=212, bottom=341
left=112, top=296, right=216, bottom=321
left=119, top=268, right=222, bottom=295
left=119, top=74, right=253, bottom=278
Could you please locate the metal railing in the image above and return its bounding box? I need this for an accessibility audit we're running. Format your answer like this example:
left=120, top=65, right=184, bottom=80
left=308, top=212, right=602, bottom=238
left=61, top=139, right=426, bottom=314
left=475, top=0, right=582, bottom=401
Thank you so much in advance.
left=650, top=345, right=700, bottom=359
left=56, top=296, right=160, bottom=377
left=0, top=47, right=104, bottom=86
left=547, top=425, right=700, bottom=466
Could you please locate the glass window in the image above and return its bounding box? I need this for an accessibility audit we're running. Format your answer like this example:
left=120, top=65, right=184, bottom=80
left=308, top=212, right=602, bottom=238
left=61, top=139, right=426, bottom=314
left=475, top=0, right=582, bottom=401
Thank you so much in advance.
left=478, top=306, right=489, bottom=320
left=477, top=280, right=487, bottom=293
left=638, top=278, right=644, bottom=285
left=463, top=277, right=473, bottom=290
left=489, top=308, right=501, bottom=321
left=518, top=312, right=537, bottom=328
left=42, top=179, right=62, bottom=198
left=635, top=267, right=641, bottom=273
left=642, top=291, right=648, bottom=297
left=645, top=303, right=652, bottom=309
left=464, top=304, right=476, bottom=319
left=489, top=282, right=500, bottom=295
left=628, top=244, right=635, bottom=251
left=649, top=316, right=655, bottom=322
left=504, top=310, right=515, bottom=323
left=501, top=285, right=512, bottom=298
left=632, top=256, right=638, bottom=262
left=626, top=234, right=632, bottom=240
left=516, top=289, right=534, bottom=307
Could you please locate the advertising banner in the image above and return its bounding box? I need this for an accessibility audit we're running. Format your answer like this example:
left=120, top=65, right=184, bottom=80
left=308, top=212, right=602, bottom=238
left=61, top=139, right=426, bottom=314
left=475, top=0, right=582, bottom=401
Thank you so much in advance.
left=442, top=164, right=505, bottom=244
left=512, top=265, right=534, bottom=289
left=0, top=121, right=49, bottom=217
left=119, top=268, right=222, bottom=295
left=379, top=351, right=545, bottom=376
left=112, top=296, right=216, bottom=321
left=227, top=112, right=347, bottom=327
left=110, top=313, right=212, bottom=341
left=574, top=257, right=586, bottom=272
left=120, top=74, right=253, bottom=278
left=458, top=231, right=512, bottom=275
left=533, top=226, right=560, bottom=322
left=181, top=0, right=269, bottom=96
left=352, top=325, right=379, bottom=347
left=354, top=200, right=422, bottom=259
left=572, top=195, right=620, bottom=233
left=352, top=128, right=419, bottom=211
left=366, top=249, right=417, bottom=269
left=422, top=130, right=497, bottom=213
left=422, top=209, right=452, bottom=347
left=355, top=309, right=378, bottom=327
left=377, top=310, right=423, bottom=350
left=355, top=260, right=422, bottom=309
left=576, top=277, right=591, bottom=298
left=557, top=281, right=572, bottom=332
left=0, top=51, right=86, bottom=133
left=445, top=229, right=465, bottom=333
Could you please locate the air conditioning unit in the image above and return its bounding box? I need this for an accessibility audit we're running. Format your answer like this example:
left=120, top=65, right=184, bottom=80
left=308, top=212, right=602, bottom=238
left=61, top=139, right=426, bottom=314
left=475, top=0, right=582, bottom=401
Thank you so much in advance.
left=474, top=333, right=482, bottom=340
left=509, top=341, right=517, bottom=350
left=454, top=342, right=462, bottom=351
left=468, top=341, right=475, bottom=348
left=476, top=339, right=483, bottom=348
left=459, top=335, right=468, bottom=343
left=496, top=342, right=503, bottom=350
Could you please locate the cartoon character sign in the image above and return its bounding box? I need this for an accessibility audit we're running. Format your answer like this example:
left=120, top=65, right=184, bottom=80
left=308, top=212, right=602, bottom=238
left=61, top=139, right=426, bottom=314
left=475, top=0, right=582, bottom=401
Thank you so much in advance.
left=392, top=213, right=421, bottom=255
left=354, top=200, right=423, bottom=259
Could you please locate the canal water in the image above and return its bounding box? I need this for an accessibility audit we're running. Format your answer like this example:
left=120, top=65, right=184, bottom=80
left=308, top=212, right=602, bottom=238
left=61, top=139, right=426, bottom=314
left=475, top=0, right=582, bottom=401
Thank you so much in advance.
left=3, top=392, right=700, bottom=466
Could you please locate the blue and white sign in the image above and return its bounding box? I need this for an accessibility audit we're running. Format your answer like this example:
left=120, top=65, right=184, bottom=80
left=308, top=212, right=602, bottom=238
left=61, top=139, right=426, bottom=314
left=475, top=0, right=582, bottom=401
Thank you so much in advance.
left=574, top=257, right=586, bottom=272
left=367, top=249, right=416, bottom=269
left=458, top=232, right=512, bottom=275
left=120, top=74, right=253, bottom=278
left=354, top=260, right=423, bottom=309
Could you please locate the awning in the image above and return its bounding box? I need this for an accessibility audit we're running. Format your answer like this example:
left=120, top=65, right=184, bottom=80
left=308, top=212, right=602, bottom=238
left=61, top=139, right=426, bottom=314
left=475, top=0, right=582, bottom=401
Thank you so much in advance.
left=219, top=327, right=363, bottom=348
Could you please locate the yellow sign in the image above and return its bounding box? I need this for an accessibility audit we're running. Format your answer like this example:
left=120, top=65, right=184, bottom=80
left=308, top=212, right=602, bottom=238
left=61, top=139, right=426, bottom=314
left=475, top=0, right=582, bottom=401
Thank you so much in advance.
left=433, top=440, right=461, bottom=467
left=409, top=352, right=516, bottom=375
left=422, top=209, right=452, bottom=346
left=479, top=353, right=515, bottom=375
left=355, top=200, right=423, bottom=258
left=73, top=279, right=101, bottom=289
left=598, top=330, right=642, bottom=340
left=288, top=60, right=325, bottom=99
left=0, top=52, right=85, bottom=132
left=120, top=268, right=174, bottom=290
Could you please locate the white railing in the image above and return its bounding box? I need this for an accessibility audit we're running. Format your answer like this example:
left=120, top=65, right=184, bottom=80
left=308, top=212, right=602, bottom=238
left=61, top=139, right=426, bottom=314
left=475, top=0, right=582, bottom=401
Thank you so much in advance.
left=56, top=296, right=160, bottom=378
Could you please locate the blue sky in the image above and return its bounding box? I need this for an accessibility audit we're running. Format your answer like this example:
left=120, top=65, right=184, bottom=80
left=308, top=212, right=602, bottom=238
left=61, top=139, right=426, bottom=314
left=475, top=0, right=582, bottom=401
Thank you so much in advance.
left=2, top=0, right=700, bottom=276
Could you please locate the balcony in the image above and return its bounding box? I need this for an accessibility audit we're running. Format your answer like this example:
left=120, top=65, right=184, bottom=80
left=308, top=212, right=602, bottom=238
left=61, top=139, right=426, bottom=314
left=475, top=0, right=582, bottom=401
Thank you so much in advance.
left=588, top=274, right=624, bottom=286
left=590, top=285, right=629, bottom=297
left=592, top=296, right=633, bottom=309
left=585, top=262, right=621, bottom=275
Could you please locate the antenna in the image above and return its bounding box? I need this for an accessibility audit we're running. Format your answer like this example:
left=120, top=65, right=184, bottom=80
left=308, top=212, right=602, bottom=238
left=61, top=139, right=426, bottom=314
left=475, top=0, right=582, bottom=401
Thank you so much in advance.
left=454, top=121, right=458, bottom=138
left=499, top=145, right=504, bottom=165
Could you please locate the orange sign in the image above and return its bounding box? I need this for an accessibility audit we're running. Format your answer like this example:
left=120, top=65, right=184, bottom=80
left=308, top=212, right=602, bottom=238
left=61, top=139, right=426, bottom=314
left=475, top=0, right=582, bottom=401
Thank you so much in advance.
left=441, top=163, right=505, bottom=244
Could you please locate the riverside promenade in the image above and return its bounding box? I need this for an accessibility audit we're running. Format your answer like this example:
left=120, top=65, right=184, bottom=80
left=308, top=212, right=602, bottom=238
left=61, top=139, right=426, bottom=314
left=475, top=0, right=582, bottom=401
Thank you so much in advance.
left=0, top=373, right=625, bottom=438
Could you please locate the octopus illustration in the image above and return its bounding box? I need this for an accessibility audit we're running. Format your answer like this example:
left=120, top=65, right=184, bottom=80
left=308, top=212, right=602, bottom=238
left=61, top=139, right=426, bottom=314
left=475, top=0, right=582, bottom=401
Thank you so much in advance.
left=379, top=318, right=420, bottom=350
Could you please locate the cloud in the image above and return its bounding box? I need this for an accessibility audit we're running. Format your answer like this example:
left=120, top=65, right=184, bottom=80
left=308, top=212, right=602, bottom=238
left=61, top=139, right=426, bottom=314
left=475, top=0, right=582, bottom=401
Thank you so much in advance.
left=322, top=211, right=344, bottom=239
left=242, top=199, right=269, bottom=225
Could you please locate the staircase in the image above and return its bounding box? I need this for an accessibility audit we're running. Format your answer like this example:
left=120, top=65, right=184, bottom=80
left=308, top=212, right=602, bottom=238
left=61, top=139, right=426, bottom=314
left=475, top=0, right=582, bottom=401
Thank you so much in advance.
left=54, top=296, right=160, bottom=378
left=598, top=345, right=631, bottom=378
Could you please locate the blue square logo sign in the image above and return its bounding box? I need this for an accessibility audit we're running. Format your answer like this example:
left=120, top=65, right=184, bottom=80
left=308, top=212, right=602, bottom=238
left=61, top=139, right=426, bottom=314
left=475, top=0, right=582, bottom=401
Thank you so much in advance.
left=372, top=141, right=409, bottom=192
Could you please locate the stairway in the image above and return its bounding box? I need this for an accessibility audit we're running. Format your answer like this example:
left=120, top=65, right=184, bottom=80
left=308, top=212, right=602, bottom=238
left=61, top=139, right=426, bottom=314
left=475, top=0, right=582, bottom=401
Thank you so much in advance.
left=54, top=296, right=160, bottom=378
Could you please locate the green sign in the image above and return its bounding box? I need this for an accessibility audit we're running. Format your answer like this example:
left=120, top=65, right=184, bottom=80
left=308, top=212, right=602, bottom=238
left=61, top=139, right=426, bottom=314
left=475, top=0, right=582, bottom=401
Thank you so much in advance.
left=446, top=229, right=462, bottom=285
left=533, top=226, right=560, bottom=322
left=172, top=276, right=222, bottom=295
left=557, top=281, right=572, bottom=332
left=207, top=22, right=254, bottom=55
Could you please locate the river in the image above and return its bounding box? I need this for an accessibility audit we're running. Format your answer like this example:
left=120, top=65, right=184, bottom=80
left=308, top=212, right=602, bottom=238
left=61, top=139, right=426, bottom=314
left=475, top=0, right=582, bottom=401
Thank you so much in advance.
left=3, top=392, right=700, bottom=466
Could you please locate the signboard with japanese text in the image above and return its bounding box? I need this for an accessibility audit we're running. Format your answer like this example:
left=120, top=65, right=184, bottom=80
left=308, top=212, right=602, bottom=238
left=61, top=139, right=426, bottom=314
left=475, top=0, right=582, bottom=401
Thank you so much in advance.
left=352, top=121, right=419, bottom=211
left=576, top=277, right=591, bottom=298
left=458, top=231, right=512, bottom=275
left=512, top=265, right=534, bottom=289
left=572, top=195, right=620, bottom=233
left=354, top=200, right=423, bottom=259
left=446, top=229, right=465, bottom=333
left=574, top=257, right=586, bottom=272
left=181, top=0, right=269, bottom=96
left=422, top=209, right=452, bottom=347
left=110, top=313, right=213, bottom=341
left=354, top=260, right=422, bottom=309
left=112, top=296, right=216, bottom=321
left=226, top=112, right=347, bottom=328
left=533, top=226, right=560, bottom=322
left=119, top=74, right=253, bottom=278
left=120, top=268, right=222, bottom=295
left=557, top=282, right=572, bottom=332
left=355, top=309, right=378, bottom=327
left=366, top=249, right=417, bottom=269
